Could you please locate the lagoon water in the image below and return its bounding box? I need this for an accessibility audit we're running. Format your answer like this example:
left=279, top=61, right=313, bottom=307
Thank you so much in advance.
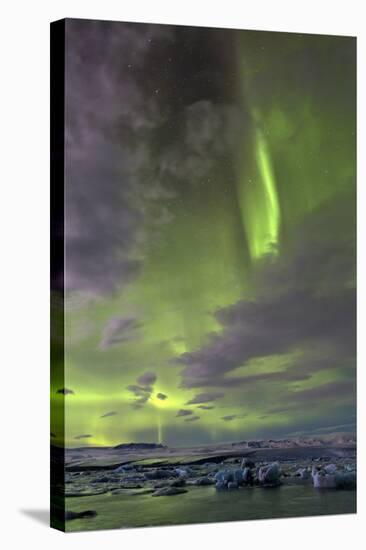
left=65, top=484, right=356, bottom=532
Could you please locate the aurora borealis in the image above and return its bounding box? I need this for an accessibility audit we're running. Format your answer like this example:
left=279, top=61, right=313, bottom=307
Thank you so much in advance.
left=52, top=19, right=356, bottom=448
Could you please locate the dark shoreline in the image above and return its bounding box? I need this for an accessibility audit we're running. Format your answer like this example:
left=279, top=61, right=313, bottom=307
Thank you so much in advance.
left=63, top=445, right=356, bottom=472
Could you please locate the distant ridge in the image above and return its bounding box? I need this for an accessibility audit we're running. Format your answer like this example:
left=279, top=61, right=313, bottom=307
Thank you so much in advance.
left=230, top=434, right=356, bottom=449
left=114, top=442, right=167, bottom=450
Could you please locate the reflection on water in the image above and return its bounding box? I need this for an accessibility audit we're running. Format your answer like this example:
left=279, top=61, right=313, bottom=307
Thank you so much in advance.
left=65, top=484, right=356, bottom=532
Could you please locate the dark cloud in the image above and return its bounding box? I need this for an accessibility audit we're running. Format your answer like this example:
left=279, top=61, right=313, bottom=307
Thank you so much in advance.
left=126, top=384, right=152, bottom=408
left=197, top=405, right=214, bottom=410
left=74, top=434, right=93, bottom=440
left=100, top=411, right=118, bottom=418
left=264, top=380, right=356, bottom=421
left=222, top=415, right=237, bottom=421
left=185, top=369, right=312, bottom=389
left=176, top=409, right=193, bottom=417
left=185, top=392, right=224, bottom=404
left=56, top=388, right=74, bottom=395
left=100, top=316, right=140, bottom=349
left=254, top=193, right=356, bottom=300
left=137, top=372, right=157, bottom=386
left=174, top=198, right=356, bottom=399
left=185, top=416, right=200, bottom=422
left=161, top=100, right=243, bottom=185
left=127, top=384, right=152, bottom=393
left=65, top=20, right=176, bottom=299
left=285, top=380, right=356, bottom=405
left=177, top=288, right=354, bottom=389
left=156, top=392, right=168, bottom=400
left=126, top=371, right=157, bottom=408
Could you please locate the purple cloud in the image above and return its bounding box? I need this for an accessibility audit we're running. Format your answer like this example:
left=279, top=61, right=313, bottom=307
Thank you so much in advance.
left=64, top=21, right=176, bottom=298
left=127, top=384, right=152, bottom=408
left=137, top=372, right=157, bottom=386
left=100, top=316, right=140, bottom=349
left=176, top=409, right=193, bottom=417
left=126, top=371, right=158, bottom=409
left=185, top=392, right=224, bottom=405
left=185, top=416, right=200, bottom=422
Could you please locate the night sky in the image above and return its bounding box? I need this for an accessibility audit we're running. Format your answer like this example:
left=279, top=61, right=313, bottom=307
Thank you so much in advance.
left=52, top=19, right=356, bottom=447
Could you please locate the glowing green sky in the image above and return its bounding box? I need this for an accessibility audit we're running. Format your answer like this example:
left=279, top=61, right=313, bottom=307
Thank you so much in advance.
left=52, top=21, right=356, bottom=447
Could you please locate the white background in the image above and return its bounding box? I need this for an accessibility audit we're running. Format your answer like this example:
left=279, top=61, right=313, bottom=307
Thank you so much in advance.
left=0, top=0, right=364, bottom=548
